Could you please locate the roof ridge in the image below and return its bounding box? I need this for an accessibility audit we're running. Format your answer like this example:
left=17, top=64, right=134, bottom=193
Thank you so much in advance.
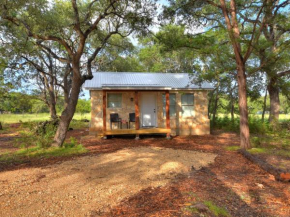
left=93, top=72, right=191, bottom=75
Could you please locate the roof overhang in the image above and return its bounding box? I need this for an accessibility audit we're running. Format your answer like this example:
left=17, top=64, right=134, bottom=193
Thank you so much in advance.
left=84, top=87, right=214, bottom=91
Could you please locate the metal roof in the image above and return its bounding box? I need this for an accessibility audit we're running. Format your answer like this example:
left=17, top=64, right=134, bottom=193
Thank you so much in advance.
left=84, top=72, right=214, bottom=90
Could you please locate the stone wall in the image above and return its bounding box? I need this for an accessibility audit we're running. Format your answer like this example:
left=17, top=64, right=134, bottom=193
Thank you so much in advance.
left=90, top=90, right=210, bottom=136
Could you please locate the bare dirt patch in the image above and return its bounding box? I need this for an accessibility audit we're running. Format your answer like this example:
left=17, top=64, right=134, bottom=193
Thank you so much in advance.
left=0, top=147, right=216, bottom=217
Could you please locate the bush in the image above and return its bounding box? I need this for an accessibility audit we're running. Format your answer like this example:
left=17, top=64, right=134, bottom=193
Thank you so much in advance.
left=213, top=116, right=290, bottom=137
left=212, top=116, right=239, bottom=132
left=64, top=137, right=78, bottom=148
left=15, top=130, right=36, bottom=150
left=212, top=116, right=271, bottom=134
left=15, top=120, right=58, bottom=149
left=248, top=117, right=269, bottom=135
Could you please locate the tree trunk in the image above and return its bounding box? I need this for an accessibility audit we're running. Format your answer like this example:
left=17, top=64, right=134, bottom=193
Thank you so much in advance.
left=262, top=88, right=267, bottom=122
left=208, top=91, right=214, bottom=119
left=237, top=65, right=251, bottom=149
left=48, top=90, right=58, bottom=119
left=212, top=87, right=219, bottom=128
left=49, top=103, right=57, bottom=120
left=0, top=122, right=2, bottom=130
left=230, top=101, right=234, bottom=122
left=267, top=77, right=280, bottom=123
left=52, top=66, right=82, bottom=147
left=219, top=0, right=251, bottom=149
left=229, top=86, right=235, bottom=122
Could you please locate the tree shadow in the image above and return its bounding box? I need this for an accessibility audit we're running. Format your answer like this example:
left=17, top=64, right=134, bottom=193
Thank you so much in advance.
left=101, top=167, right=272, bottom=217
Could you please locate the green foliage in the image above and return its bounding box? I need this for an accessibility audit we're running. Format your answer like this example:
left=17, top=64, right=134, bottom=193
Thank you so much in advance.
left=212, top=116, right=281, bottom=135
left=35, top=123, right=57, bottom=148
left=204, top=201, right=229, bottom=217
left=137, top=25, right=199, bottom=73
left=225, top=146, right=240, bottom=151
left=0, top=113, right=90, bottom=124
left=64, top=137, right=78, bottom=148
left=0, top=144, right=87, bottom=164
left=15, top=121, right=57, bottom=149
left=212, top=116, right=239, bottom=133
left=1, top=122, right=87, bottom=165
left=69, top=119, right=90, bottom=129
left=75, top=99, right=91, bottom=114
left=15, top=130, right=35, bottom=150
left=0, top=92, right=35, bottom=113
left=96, top=35, right=143, bottom=72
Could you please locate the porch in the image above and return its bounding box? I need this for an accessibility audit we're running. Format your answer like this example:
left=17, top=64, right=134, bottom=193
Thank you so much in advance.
left=102, top=90, right=171, bottom=139
left=104, top=128, right=171, bottom=136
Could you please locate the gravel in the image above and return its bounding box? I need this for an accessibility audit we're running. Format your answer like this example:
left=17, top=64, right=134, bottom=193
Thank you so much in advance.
left=0, top=147, right=216, bottom=217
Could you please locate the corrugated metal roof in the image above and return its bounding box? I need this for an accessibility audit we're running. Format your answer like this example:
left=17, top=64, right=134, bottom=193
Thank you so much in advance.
left=84, top=72, right=214, bottom=90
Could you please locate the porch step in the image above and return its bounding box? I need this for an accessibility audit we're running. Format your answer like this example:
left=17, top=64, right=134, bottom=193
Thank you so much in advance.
left=104, top=128, right=170, bottom=135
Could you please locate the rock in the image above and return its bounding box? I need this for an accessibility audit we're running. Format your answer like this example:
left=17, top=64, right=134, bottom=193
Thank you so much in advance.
left=192, top=202, right=209, bottom=212
left=256, top=183, right=264, bottom=189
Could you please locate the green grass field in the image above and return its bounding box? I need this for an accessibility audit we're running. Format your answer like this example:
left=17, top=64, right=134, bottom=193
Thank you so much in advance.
left=0, top=113, right=91, bottom=124
left=217, top=113, right=290, bottom=121
left=1, top=113, right=289, bottom=124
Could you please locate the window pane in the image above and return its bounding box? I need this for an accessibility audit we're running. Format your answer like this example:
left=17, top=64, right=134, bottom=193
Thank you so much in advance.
left=170, top=105, right=176, bottom=117
left=169, top=94, right=176, bottom=104
left=163, top=94, right=176, bottom=117
left=181, top=94, right=188, bottom=105
left=181, top=94, right=194, bottom=105
left=107, top=93, right=122, bottom=108
left=182, top=105, right=194, bottom=117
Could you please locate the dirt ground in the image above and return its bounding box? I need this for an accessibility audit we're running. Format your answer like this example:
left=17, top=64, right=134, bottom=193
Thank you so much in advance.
left=0, top=127, right=290, bottom=217
left=0, top=147, right=216, bottom=217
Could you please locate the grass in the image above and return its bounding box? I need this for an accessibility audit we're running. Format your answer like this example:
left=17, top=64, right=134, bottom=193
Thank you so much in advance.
left=0, top=145, right=88, bottom=164
left=0, top=113, right=90, bottom=124
left=204, top=201, right=229, bottom=217
left=183, top=200, right=230, bottom=216
left=217, top=113, right=290, bottom=121
left=225, top=146, right=240, bottom=151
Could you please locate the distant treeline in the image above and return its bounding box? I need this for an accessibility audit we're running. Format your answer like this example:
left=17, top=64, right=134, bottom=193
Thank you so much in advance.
left=0, top=92, right=90, bottom=114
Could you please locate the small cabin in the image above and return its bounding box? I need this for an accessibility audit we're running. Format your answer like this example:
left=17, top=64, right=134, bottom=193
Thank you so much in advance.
left=84, top=72, right=213, bottom=139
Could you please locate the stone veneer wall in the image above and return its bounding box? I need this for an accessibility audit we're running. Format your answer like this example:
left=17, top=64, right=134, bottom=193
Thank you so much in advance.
left=90, top=90, right=210, bottom=136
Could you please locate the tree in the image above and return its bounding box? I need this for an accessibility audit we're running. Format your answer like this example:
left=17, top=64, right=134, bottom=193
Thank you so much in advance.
left=253, top=1, right=290, bottom=122
left=95, top=35, right=143, bottom=72
left=1, top=0, right=156, bottom=146
left=163, top=0, right=276, bottom=149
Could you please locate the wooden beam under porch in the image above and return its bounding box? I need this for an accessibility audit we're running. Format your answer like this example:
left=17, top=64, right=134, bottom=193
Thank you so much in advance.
left=103, top=128, right=171, bottom=136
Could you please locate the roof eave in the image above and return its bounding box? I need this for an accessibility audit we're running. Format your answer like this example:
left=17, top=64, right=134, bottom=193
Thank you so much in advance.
left=84, top=87, right=214, bottom=91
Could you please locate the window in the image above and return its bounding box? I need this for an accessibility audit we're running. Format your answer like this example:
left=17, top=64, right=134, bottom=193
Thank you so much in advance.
left=107, top=93, right=122, bottom=108
left=181, top=93, right=194, bottom=117
left=162, top=94, right=176, bottom=117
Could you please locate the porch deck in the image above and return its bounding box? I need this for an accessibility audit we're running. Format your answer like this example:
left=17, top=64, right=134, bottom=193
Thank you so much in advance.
left=103, top=128, right=170, bottom=136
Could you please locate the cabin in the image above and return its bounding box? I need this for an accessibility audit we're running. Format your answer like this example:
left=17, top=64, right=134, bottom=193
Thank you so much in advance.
left=84, top=72, right=214, bottom=139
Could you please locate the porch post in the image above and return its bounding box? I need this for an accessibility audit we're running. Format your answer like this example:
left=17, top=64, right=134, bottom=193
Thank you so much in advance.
left=165, top=90, right=171, bottom=139
left=102, top=90, right=107, bottom=139
left=135, top=91, right=140, bottom=140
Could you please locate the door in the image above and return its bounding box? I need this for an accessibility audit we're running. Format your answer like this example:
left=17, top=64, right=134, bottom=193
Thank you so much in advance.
left=141, top=93, right=156, bottom=127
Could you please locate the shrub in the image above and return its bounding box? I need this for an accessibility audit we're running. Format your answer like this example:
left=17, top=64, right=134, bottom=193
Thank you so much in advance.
left=212, top=116, right=239, bottom=132
left=64, top=137, right=78, bottom=148
left=15, top=130, right=35, bottom=150
left=212, top=116, right=274, bottom=135
left=15, top=121, right=57, bottom=149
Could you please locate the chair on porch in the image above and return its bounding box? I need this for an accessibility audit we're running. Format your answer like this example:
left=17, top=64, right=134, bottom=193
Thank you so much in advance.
left=128, top=113, right=135, bottom=129
left=110, top=113, right=122, bottom=129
